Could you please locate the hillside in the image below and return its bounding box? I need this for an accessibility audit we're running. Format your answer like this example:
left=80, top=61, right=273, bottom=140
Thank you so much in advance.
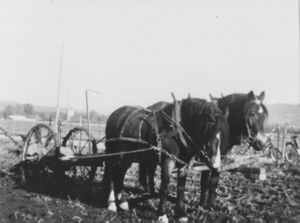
left=266, top=103, right=300, bottom=128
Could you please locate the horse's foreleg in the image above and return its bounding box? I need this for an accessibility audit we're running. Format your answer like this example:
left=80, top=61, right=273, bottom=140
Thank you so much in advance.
left=175, top=166, right=188, bottom=222
left=200, top=170, right=210, bottom=209
left=158, top=158, right=176, bottom=223
left=207, top=171, right=220, bottom=208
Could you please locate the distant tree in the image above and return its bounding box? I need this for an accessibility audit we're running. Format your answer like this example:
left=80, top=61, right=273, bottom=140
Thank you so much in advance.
left=16, top=104, right=24, bottom=115
left=97, top=114, right=108, bottom=123
left=23, top=103, right=34, bottom=117
left=60, top=112, right=68, bottom=121
left=89, top=110, right=99, bottom=123
left=37, top=111, right=47, bottom=121
left=2, top=105, right=15, bottom=118
left=49, top=111, right=57, bottom=121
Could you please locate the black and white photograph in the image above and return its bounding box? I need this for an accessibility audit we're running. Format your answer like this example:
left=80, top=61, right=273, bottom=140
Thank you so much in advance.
left=0, top=0, right=299, bottom=222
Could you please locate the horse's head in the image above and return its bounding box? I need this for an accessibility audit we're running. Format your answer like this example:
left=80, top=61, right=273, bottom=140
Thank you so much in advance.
left=204, top=107, right=230, bottom=169
left=244, top=91, right=268, bottom=150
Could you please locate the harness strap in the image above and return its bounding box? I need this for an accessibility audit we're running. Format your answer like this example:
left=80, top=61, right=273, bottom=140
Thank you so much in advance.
left=159, top=129, right=180, bottom=141
left=138, top=112, right=153, bottom=140
left=105, top=137, right=150, bottom=145
left=120, top=108, right=143, bottom=137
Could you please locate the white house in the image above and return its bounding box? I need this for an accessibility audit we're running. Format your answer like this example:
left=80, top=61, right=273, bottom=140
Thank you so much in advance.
left=8, top=115, right=36, bottom=122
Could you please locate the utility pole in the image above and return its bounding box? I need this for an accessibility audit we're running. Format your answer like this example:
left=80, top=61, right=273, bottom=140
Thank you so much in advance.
left=54, top=44, right=64, bottom=133
left=298, top=0, right=300, bottom=104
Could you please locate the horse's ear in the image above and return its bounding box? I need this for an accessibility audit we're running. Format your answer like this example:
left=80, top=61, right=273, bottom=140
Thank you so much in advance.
left=258, top=91, right=265, bottom=102
left=209, top=93, right=218, bottom=105
left=224, top=107, right=230, bottom=119
left=221, top=93, right=224, bottom=98
left=247, top=90, right=256, bottom=101
left=187, top=93, right=191, bottom=99
left=171, top=92, right=181, bottom=122
left=171, top=92, right=176, bottom=102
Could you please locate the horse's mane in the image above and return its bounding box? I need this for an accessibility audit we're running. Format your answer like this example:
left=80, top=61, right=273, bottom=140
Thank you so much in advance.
left=218, top=93, right=268, bottom=116
left=179, top=98, right=224, bottom=143
left=218, top=94, right=247, bottom=114
left=182, top=97, right=223, bottom=118
left=147, top=101, right=170, bottom=111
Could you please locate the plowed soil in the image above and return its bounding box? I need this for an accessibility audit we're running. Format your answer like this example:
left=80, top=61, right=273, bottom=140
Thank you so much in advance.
left=0, top=138, right=299, bottom=222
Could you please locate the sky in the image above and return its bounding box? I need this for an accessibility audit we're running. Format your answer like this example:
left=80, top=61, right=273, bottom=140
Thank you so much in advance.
left=0, top=0, right=299, bottom=114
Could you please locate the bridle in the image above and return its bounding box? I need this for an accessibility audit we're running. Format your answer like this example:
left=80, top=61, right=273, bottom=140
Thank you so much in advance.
left=243, top=103, right=267, bottom=148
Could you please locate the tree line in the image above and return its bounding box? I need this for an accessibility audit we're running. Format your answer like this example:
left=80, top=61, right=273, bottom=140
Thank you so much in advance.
left=1, top=103, right=107, bottom=123
left=2, top=103, right=34, bottom=119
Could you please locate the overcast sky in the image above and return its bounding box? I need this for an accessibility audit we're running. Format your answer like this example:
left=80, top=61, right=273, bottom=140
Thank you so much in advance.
left=0, top=0, right=298, bottom=114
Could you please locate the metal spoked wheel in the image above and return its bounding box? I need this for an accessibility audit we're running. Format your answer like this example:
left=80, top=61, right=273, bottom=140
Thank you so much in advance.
left=20, top=124, right=58, bottom=187
left=61, top=127, right=97, bottom=183
left=285, top=143, right=298, bottom=164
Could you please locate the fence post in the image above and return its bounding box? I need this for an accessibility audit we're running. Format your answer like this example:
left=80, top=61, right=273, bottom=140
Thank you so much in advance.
left=282, top=124, right=288, bottom=163
left=276, top=127, right=280, bottom=150
left=100, top=124, right=102, bottom=139
left=79, top=117, right=82, bottom=127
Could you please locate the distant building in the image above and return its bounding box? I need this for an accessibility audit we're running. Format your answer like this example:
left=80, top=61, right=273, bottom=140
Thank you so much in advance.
left=7, top=115, right=36, bottom=122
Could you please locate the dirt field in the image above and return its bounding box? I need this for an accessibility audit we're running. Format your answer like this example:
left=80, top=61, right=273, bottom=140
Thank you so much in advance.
left=0, top=138, right=300, bottom=223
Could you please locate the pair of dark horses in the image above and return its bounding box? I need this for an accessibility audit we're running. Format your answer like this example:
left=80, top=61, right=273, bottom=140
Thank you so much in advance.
left=103, top=91, right=268, bottom=222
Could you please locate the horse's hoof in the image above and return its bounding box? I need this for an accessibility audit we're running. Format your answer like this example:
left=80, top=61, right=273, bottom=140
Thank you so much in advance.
left=158, top=214, right=169, bottom=223
left=178, top=217, right=188, bottom=222
left=108, top=202, right=117, bottom=212
left=119, top=201, right=129, bottom=210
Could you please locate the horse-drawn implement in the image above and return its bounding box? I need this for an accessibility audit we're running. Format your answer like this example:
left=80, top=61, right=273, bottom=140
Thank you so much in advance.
left=2, top=91, right=275, bottom=222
